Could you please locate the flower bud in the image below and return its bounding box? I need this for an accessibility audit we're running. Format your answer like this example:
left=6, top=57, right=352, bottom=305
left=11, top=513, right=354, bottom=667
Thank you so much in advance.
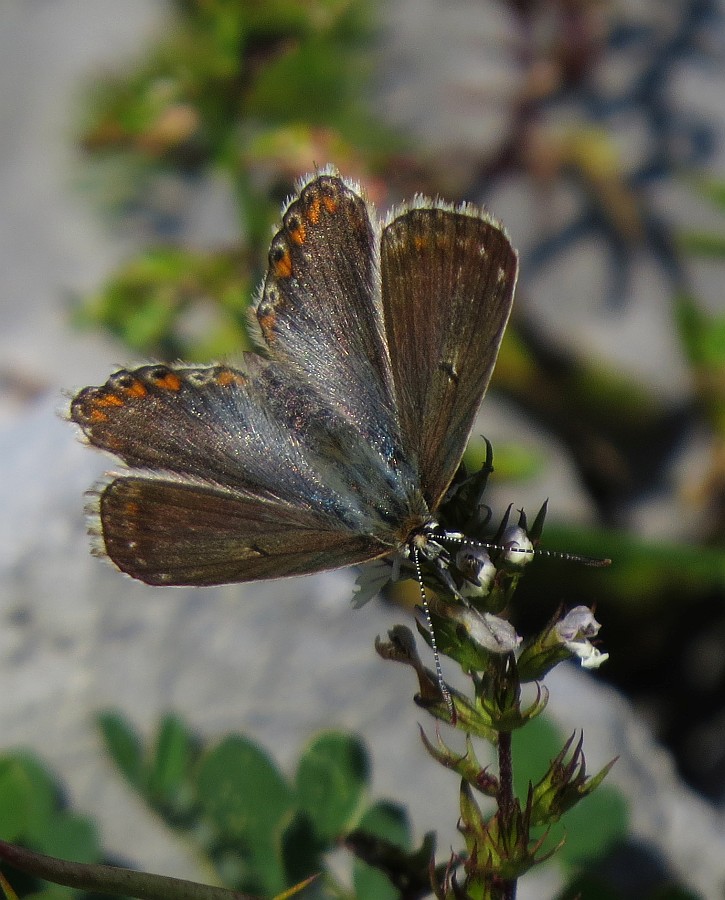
left=500, top=526, right=534, bottom=566
left=456, top=547, right=496, bottom=598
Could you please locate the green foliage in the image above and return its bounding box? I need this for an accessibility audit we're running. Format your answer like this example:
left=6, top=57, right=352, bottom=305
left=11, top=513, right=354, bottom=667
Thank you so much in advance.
left=147, top=715, right=198, bottom=816
left=97, top=713, right=409, bottom=897
left=97, top=712, right=144, bottom=789
left=76, top=0, right=397, bottom=361
left=295, top=732, right=369, bottom=842
left=81, top=0, right=383, bottom=169
left=0, top=752, right=102, bottom=899
left=197, top=736, right=294, bottom=895
left=98, top=711, right=199, bottom=822
left=73, top=248, right=250, bottom=361
left=554, top=784, right=627, bottom=869
left=0, top=756, right=57, bottom=845
left=351, top=802, right=411, bottom=900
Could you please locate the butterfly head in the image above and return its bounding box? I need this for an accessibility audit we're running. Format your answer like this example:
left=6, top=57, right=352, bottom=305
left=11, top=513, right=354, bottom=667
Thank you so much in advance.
left=397, top=520, right=510, bottom=605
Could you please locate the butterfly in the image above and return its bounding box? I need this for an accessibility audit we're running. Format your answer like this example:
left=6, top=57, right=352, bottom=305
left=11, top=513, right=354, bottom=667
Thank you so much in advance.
left=70, top=170, right=517, bottom=593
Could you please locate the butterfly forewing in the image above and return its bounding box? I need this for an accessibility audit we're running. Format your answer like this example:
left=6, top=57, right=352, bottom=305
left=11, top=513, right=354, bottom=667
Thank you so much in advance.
left=71, top=361, right=414, bottom=584
left=380, top=206, right=517, bottom=510
left=71, top=361, right=345, bottom=502
left=252, top=174, right=403, bottom=464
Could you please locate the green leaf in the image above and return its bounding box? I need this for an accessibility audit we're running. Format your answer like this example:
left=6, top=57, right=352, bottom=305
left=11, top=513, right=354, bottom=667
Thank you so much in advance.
left=295, top=732, right=369, bottom=842
left=280, top=810, right=324, bottom=886
left=196, top=736, right=294, bottom=895
left=197, top=736, right=293, bottom=839
left=147, top=714, right=198, bottom=816
left=0, top=764, right=33, bottom=842
left=353, top=857, right=399, bottom=900
left=356, top=801, right=410, bottom=849
left=352, top=802, right=412, bottom=900
left=511, top=717, right=562, bottom=799
left=97, top=711, right=144, bottom=789
left=0, top=754, right=57, bottom=842
left=34, top=812, right=100, bottom=865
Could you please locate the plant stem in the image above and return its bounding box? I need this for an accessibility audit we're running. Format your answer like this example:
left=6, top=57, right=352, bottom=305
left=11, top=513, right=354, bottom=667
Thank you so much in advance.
left=497, top=730, right=517, bottom=900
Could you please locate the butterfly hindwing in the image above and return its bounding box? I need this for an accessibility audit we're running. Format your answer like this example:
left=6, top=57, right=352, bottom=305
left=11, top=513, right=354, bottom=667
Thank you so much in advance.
left=97, top=476, right=386, bottom=586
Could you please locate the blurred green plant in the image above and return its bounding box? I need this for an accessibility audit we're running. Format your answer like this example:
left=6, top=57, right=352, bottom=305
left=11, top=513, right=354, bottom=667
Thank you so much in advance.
left=95, top=714, right=418, bottom=898
left=0, top=722, right=412, bottom=899
left=74, top=246, right=252, bottom=360
left=0, top=753, right=102, bottom=900
left=0, top=708, right=631, bottom=900
left=75, top=0, right=398, bottom=361
left=676, top=175, right=725, bottom=451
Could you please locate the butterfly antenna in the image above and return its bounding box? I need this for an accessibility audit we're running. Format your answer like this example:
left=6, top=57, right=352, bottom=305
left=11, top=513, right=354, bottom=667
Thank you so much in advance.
left=523, top=547, right=610, bottom=566
left=443, top=534, right=610, bottom=567
left=413, top=546, right=454, bottom=720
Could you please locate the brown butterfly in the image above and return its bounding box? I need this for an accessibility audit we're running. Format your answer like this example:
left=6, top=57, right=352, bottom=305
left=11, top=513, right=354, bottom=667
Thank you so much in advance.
left=70, top=171, right=516, bottom=591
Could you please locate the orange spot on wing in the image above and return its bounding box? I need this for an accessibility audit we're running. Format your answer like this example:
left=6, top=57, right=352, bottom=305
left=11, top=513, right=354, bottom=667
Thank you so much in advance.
left=124, top=379, right=148, bottom=397
left=124, top=501, right=140, bottom=517
left=273, top=248, right=293, bottom=279
left=97, top=393, right=125, bottom=407
left=88, top=409, right=109, bottom=423
left=216, top=368, right=245, bottom=387
left=414, top=235, right=428, bottom=251
left=257, top=310, right=277, bottom=342
left=157, top=371, right=182, bottom=391
left=103, top=435, right=124, bottom=451
left=288, top=221, right=306, bottom=245
left=322, top=194, right=338, bottom=215
left=306, top=196, right=322, bottom=225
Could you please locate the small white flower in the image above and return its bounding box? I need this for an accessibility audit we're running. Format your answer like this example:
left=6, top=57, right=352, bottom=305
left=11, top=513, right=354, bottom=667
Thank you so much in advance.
left=578, top=645, right=610, bottom=669
left=556, top=606, right=609, bottom=669
left=501, top=526, right=534, bottom=566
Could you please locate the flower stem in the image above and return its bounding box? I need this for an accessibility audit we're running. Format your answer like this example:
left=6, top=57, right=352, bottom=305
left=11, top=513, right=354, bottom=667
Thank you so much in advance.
left=497, top=730, right=517, bottom=900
